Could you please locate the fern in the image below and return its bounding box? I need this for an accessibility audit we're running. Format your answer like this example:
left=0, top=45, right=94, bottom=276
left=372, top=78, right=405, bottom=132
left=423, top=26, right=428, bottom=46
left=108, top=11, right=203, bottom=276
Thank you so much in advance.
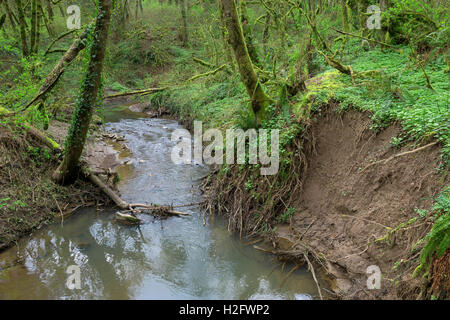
left=413, top=187, right=450, bottom=277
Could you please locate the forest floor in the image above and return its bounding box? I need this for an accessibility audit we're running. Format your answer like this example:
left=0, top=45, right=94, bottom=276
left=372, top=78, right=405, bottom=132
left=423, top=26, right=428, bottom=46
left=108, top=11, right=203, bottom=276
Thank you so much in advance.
left=0, top=115, right=123, bottom=251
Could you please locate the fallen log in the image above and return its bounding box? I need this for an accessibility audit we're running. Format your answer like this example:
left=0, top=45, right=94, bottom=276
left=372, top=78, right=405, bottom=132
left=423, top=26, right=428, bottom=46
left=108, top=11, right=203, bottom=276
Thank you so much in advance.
left=24, top=124, right=61, bottom=151
left=82, top=167, right=190, bottom=217
left=82, top=167, right=129, bottom=209
left=104, top=87, right=168, bottom=99
left=0, top=106, right=61, bottom=151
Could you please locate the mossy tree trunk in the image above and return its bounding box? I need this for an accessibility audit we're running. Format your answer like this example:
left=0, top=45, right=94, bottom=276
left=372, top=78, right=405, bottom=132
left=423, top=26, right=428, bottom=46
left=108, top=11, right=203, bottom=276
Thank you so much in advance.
left=52, top=0, right=113, bottom=185
left=239, top=0, right=260, bottom=66
left=262, top=13, right=270, bottom=57
left=25, top=23, right=93, bottom=110
left=180, top=0, right=188, bottom=46
left=341, top=0, right=350, bottom=33
left=30, top=0, right=37, bottom=54
left=2, top=0, right=17, bottom=32
left=216, top=0, right=234, bottom=69
left=34, top=0, right=42, bottom=54
left=219, top=0, right=271, bottom=124
left=45, top=0, right=53, bottom=21
left=14, top=0, right=28, bottom=57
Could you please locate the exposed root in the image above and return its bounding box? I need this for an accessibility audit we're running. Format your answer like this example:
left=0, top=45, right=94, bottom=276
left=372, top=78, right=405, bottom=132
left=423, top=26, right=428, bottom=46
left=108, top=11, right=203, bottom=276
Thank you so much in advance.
left=279, top=264, right=300, bottom=290
left=361, top=141, right=438, bottom=172
left=304, top=253, right=323, bottom=300
left=201, top=123, right=314, bottom=237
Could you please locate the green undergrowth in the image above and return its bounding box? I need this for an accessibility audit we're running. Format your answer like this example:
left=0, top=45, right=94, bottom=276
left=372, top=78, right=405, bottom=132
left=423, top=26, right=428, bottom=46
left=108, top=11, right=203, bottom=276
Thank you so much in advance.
left=292, top=39, right=450, bottom=167
left=413, top=186, right=450, bottom=277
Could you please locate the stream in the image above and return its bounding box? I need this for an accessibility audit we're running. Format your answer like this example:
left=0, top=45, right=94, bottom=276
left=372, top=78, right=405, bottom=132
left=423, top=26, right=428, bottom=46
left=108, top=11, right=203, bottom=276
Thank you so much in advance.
left=0, top=103, right=320, bottom=300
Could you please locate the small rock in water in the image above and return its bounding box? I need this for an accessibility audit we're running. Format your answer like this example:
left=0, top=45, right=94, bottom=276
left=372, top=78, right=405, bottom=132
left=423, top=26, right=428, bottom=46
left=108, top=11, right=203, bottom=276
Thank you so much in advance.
left=76, top=242, right=90, bottom=249
left=139, top=159, right=146, bottom=163
left=163, top=126, right=168, bottom=129
left=115, top=212, right=142, bottom=225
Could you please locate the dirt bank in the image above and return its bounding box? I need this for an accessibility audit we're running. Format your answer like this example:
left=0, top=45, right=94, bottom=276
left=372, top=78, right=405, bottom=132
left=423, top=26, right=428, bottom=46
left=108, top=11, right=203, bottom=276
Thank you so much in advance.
left=202, top=102, right=448, bottom=299
left=274, top=106, right=448, bottom=299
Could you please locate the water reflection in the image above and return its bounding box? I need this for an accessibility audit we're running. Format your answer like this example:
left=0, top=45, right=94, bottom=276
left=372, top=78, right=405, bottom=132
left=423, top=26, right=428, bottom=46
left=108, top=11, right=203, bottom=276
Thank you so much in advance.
left=0, top=118, right=319, bottom=300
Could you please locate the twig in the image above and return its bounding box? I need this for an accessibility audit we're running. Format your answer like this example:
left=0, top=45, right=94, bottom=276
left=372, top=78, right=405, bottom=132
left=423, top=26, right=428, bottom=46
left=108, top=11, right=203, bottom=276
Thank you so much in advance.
left=304, top=253, right=323, bottom=300
left=330, top=27, right=398, bottom=50
left=341, top=214, right=389, bottom=229
left=279, top=264, right=300, bottom=289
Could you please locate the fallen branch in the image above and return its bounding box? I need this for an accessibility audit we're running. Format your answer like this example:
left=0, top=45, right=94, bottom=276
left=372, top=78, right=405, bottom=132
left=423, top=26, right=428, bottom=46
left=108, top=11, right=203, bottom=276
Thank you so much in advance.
left=186, top=64, right=228, bottom=82
left=44, top=28, right=77, bottom=56
left=128, top=203, right=191, bottom=216
left=330, top=27, right=399, bottom=50
left=279, top=264, right=300, bottom=289
left=193, top=57, right=216, bottom=68
left=193, top=57, right=232, bottom=75
left=361, top=142, right=438, bottom=172
left=104, top=87, right=168, bottom=99
left=82, top=167, right=190, bottom=217
left=0, top=107, right=61, bottom=151
left=318, top=50, right=354, bottom=80
left=83, top=167, right=129, bottom=209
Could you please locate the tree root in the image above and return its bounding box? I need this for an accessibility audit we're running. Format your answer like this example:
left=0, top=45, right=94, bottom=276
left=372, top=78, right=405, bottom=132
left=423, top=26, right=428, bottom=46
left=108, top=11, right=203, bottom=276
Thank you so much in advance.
left=361, top=142, right=438, bottom=172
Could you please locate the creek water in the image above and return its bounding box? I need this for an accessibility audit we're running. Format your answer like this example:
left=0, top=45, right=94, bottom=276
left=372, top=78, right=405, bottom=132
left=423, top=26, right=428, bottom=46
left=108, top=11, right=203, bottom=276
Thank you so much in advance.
left=0, top=103, right=320, bottom=299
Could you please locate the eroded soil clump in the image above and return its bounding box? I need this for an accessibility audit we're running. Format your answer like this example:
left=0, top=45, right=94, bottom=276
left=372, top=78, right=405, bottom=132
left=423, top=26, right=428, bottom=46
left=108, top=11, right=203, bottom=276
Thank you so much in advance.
left=281, top=108, right=448, bottom=299
left=205, top=105, right=448, bottom=299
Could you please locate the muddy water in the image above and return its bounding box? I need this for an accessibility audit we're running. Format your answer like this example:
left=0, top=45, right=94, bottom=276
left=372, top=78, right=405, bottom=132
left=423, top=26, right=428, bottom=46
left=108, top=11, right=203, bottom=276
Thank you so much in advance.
left=0, top=107, right=320, bottom=300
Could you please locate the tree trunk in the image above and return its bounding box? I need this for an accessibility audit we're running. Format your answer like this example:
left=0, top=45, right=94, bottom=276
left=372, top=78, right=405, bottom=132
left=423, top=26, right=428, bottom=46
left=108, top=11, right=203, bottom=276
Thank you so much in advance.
left=239, top=0, right=260, bottom=66
left=34, top=0, right=42, bottom=54
left=180, top=0, right=188, bottom=46
left=219, top=0, right=271, bottom=124
left=14, top=0, right=28, bottom=57
left=3, top=0, right=17, bottom=32
left=262, top=14, right=270, bottom=57
left=52, top=0, right=113, bottom=185
left=45, top=0, right=53, bottom=20
left=30, top=0, right=37, bottom=54
left=24, top=23, right=93, bottom=110
left=216, top=0, right=234, bottom=69
left=341, top=0, right=350, bottom=32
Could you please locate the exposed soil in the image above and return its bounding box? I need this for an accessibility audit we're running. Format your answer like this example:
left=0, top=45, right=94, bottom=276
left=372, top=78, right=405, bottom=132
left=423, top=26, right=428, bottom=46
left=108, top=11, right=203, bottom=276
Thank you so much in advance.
left=275, top=106, right=449, bottom=299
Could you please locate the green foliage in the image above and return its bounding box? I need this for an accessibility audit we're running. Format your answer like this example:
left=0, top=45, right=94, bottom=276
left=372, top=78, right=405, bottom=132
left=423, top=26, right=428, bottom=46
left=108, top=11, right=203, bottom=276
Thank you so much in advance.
left=383, top=0, right=448, bottom=48
left=276, top=207, right=296, bottom=224
left=414, top=186, right=450, bottom=277
left=301, top=41, right=450, bottom=166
